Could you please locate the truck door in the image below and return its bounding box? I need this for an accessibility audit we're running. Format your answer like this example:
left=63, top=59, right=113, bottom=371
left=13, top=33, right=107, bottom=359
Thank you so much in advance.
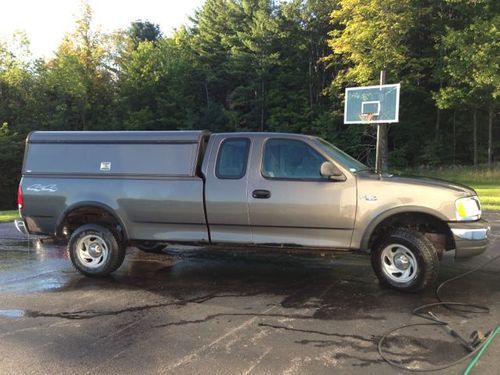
left=247, top=136, right=357, bottom=249
left=204, top=135, right=252, bottom=243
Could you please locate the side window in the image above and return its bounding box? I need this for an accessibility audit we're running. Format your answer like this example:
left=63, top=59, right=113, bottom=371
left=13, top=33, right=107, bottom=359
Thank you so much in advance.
left=262, top=139, right=326, bottom=180
left=216, top=138, right=250, bottom=179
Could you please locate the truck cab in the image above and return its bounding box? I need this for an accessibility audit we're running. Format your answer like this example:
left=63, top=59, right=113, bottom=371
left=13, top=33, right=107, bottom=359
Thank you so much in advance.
left=203, top=133, right=357, bottom=248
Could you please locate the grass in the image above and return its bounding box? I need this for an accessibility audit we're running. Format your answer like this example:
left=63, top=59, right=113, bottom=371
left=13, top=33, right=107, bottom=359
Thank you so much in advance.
left=0, top=210, right=19, bottom=223
left=401, top=165, right=500, bottom=211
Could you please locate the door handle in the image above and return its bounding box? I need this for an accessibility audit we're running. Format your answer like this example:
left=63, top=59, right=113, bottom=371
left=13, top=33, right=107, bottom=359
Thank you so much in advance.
left=252, top=189, right=271, bottom=199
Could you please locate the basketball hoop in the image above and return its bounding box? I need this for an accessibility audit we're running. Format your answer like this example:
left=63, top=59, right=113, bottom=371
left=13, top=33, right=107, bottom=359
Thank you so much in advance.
left=344, top=83, right=400, bottom=124
left=344, top=78, right=400, bottom=175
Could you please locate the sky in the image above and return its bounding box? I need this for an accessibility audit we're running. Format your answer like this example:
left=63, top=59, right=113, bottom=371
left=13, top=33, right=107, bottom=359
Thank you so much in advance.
left=0, top=0, right=205, bottom=58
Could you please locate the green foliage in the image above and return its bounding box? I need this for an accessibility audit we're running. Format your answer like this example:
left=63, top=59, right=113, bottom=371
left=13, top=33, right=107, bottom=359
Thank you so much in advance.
left=432, top=2, right=500, bottom=166
left=435, top=12, right=500, bottom=109
left=40, top=1, right=115, bottom=131
left=128, top=21, right=162, bottom=46
left=0, top=123, right=23, bottom=208
left=0, top=0, right=499, bottom=209
left=117, top=38, right=201, bottom=130
left=328, top=0, right=416, bottom=86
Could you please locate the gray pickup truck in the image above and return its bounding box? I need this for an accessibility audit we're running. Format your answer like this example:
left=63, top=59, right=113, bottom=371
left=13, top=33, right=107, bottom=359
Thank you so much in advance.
left=16, top=131, right=490, bottom=291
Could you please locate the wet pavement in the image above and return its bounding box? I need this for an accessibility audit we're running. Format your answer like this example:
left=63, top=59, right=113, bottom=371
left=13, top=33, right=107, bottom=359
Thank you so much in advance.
left=0, top=213, right=499, bottom=374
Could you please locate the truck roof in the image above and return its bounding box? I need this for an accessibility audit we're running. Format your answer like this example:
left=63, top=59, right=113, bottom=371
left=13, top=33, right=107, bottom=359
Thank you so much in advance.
left=27, top=131, right=319, bottom=144
left=215, top=132, right=316, bottom=139
left=27, top=130, right=210, bottom=144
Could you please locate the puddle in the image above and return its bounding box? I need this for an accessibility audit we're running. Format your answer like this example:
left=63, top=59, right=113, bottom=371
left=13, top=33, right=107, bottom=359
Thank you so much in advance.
left=0, top=238, right=70, bottom=294
left=0, top=239, right=33, bottom=252
left=0, top=309, right=25, bottom=318
left=0, top=239, right=68, bottom=262
left=0, top=271, right=69, bottom=294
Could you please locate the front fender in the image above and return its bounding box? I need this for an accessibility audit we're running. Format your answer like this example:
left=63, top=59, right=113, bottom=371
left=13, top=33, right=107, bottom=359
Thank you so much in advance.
left=357, top=206, right=449, bottom=251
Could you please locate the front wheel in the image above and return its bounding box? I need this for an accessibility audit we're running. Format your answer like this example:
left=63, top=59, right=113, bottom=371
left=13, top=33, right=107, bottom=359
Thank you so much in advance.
left=371, top=228, right=439, bottom=292
left=68, top=224, right=126, bottom=277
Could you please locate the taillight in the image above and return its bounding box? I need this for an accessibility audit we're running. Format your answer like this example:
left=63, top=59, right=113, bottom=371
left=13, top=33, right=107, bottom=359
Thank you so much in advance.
left=17, top=185, right=23, bottom=209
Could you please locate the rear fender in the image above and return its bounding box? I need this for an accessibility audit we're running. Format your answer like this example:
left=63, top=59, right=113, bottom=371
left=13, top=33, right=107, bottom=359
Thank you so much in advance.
left=55, top=201, right=129, bottom=241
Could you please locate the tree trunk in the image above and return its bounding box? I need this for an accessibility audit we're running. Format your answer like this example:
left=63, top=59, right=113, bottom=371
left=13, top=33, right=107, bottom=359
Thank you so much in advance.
left=435, top=108, right=440, bottom=142
left=320, top=47, right=326, bottom=105
left=452, top=110, right=456, bottom=165
left=204, top=80, right=209, bottom=107
left=260, top=77, right=265, bottom=132
left=473, top=109, right=478, bottom=166
left=79, top=98, right=87, bottom=131
left=308, top=57, right=313, bottom=110
left=488, top=103, right=493, bottom=168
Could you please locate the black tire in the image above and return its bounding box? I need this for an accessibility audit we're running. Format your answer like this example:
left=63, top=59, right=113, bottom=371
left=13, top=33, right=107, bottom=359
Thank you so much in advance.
left=68, top=224, right=126, bottom=277
left=136, top=242, right=166, bottom=254
left=371, top=228, right=439, bottom=292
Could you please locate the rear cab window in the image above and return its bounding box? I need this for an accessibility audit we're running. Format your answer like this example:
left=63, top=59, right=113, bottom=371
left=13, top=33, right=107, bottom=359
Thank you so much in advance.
left=216, top=138, right=250, bottom=179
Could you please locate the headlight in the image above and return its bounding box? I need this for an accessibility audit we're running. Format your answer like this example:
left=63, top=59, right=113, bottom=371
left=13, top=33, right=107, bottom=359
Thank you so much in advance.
left=455, top=196, right=481, bottom=221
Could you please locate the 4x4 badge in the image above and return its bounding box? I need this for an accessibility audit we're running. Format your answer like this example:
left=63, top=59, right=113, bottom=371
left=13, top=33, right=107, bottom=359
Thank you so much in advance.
left=27, top=184, right=58, bottom=193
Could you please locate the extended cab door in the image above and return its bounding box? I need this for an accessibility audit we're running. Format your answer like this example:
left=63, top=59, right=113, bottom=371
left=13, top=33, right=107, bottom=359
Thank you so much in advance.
left=247, top=136, right=357, bottom=249
left=203, top=134, right=252, bottom=243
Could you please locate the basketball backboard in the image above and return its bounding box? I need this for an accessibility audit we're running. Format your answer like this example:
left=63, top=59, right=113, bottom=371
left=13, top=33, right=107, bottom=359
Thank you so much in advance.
left=344, top=84, right=400, bottom=124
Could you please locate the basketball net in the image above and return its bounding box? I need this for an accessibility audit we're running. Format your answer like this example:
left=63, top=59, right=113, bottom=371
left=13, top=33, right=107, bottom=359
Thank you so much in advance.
left=359, top=113, right=376, bottom=123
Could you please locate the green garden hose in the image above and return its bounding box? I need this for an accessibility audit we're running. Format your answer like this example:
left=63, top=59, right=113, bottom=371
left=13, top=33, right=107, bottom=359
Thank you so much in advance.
left=378, top=254, right=500, bottom=372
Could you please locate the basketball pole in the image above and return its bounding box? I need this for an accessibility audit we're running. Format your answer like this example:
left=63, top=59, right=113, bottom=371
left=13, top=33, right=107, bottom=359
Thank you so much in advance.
left=374, top=70, right=386, bottom=174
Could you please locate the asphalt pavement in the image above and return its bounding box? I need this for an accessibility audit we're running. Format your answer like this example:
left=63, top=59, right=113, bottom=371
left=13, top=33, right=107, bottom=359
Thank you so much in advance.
left=0, top=213, right=499, bottom=374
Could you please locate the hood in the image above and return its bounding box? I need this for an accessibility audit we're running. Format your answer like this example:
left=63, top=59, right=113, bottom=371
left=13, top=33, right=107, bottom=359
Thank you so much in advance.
left=357, top=172, right=476, bottom=196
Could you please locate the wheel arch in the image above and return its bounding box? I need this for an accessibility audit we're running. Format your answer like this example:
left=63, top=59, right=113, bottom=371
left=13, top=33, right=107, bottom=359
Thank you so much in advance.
left=360, top=206, right=453, bottom=253
left=55, top=201, right=129, bottom=242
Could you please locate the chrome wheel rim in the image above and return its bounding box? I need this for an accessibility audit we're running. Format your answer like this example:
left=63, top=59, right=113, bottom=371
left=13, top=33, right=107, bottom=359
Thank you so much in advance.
left=75, top=234, right=109, bottom=269
left=380, top=244, right=418, bottom=283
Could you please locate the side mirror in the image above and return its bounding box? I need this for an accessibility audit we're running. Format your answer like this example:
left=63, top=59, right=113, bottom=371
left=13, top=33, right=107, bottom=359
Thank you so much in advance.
left=320, top=161, right=346, bottom=181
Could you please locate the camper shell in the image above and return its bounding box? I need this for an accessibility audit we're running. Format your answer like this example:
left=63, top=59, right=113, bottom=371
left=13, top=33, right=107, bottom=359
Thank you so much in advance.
left=24, top=130, right=210, bottom=177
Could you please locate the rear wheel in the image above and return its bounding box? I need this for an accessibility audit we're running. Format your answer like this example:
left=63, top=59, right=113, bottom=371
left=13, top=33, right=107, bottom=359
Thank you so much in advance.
left=68, top=224, right=126, bottom=277
left=371, top=228, right=439, bottom=292
left=136, top=242, right=166, bottom=254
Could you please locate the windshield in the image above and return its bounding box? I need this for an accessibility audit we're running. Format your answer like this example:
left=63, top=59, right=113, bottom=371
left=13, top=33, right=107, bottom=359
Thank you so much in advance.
left=315, top=138, right=368, bottom=173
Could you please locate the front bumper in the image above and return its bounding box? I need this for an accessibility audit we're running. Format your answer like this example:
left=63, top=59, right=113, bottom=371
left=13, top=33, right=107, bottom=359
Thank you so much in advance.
left=449, top=219, right=490, bottom=258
